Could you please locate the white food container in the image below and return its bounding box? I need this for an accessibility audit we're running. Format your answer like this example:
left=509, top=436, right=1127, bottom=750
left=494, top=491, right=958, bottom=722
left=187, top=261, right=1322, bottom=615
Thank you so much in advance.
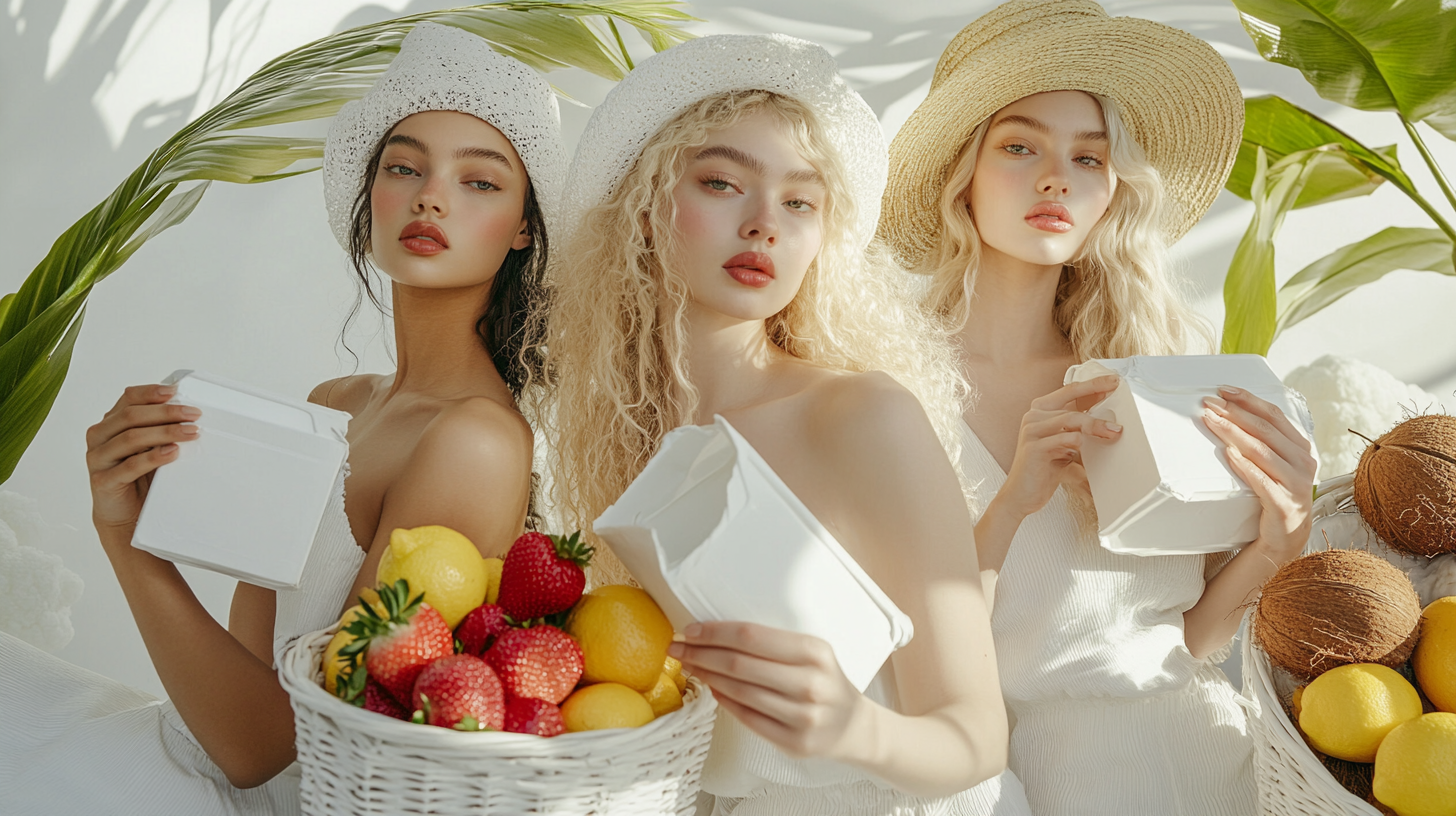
left=593, top=416, right=913, bottom=691
left=1065, top=354, right=1316, bottom=557
left=131, top=370, right=350, bottom=590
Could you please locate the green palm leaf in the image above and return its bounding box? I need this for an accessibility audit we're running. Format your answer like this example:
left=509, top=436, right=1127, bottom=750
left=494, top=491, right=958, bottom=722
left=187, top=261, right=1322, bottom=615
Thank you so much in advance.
left=0, top=1, right=695, bottom=484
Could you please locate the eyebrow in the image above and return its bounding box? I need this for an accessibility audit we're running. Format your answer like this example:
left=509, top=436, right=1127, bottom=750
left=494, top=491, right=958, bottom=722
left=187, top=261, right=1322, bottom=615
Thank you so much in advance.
left=989, top=114, right=1107, bottom=143
left=383, top=134, right=515, bottom=169
left=692, top=144, right=824, bottom=186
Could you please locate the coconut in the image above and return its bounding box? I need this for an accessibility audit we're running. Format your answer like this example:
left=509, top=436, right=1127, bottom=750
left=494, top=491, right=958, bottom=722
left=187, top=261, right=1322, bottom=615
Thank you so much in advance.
left=1353, top=415, right=1456, bottom=557
left=1318, top=754, right=1373, bottom=802
left=1254, top=549, right=1422, bottom=680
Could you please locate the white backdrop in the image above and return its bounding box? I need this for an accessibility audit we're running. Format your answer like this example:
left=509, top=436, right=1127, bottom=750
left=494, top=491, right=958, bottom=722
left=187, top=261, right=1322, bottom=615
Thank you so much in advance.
left=2, top=0, right=1453, bottom=697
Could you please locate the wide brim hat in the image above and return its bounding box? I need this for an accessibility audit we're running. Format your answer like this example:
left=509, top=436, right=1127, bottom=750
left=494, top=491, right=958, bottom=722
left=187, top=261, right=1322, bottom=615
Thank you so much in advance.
left=558, top=34, right=887, bottom=253
left=323, top=23, right=566, bottom=251
left=879, top=0, right=1243, bottom=269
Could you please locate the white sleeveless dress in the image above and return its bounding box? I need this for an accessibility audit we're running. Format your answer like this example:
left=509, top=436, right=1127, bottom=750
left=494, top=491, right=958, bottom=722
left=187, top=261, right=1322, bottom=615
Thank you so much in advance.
left=0, top=465, right=365, bottom=816
left=631, top=421, right=1032, bottom=816
left=957, top=421, right=1256, bottom=816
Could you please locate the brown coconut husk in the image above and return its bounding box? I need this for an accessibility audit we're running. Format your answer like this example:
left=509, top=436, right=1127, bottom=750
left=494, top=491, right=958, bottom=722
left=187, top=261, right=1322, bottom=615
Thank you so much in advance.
left=1353, top=414, right=1456, bottom=557
left=1254, top=549, right=1422, bottom=680
left=1319, top=754, right=1374, bottom=802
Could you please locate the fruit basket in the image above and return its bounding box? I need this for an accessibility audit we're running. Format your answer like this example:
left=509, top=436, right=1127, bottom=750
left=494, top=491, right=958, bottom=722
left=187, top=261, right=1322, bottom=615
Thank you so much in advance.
left=278, top=621, right=718, bottom=816
left=1240, top=473, right=1384, bottom=816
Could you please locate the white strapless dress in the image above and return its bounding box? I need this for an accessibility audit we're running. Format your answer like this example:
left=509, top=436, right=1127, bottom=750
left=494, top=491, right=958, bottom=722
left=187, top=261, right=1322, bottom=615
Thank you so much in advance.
left=0, top=465, right=365, bottom=816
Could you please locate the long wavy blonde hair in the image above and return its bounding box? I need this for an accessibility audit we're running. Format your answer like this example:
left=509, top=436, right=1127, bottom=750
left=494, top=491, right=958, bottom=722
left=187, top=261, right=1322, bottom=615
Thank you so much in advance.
left=918, top=93, right=1213, bottom=360
left=536, top=90, right=968, bottom=585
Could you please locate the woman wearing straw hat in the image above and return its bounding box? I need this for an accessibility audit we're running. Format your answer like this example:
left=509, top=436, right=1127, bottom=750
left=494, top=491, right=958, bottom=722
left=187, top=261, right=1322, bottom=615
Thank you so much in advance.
left=880, top=1, right=1316, bottom=814
left=0, top=24, right=563, bottom=814
left=541, top=33, right=1032, bottom=815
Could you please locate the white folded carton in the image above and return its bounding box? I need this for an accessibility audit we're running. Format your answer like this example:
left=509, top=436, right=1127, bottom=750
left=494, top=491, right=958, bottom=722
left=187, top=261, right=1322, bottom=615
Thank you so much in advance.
left=131, top=370, right=350, bottom=590
left=593, top=416, right=913, bottom=691
left=1066, top=354, right=1316, bottom=557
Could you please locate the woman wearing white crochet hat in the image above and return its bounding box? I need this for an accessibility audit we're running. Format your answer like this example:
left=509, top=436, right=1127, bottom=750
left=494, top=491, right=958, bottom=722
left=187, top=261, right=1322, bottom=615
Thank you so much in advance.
left=0, top=24, right=563, bottom=814
left=880, top=2, right=1315, bottom=814
left=541, top=33, right=1031, bottom=815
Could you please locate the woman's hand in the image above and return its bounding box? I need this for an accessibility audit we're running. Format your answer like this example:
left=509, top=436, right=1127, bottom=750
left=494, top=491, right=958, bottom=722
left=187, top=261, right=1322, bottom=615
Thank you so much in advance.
left=997, top=374, right=1122, bottom=520
left=668, top=621, right=870, bottom=761
left=86, top=383, right=200, bottom=536
left=1201, top=385, right=1317, bottom=560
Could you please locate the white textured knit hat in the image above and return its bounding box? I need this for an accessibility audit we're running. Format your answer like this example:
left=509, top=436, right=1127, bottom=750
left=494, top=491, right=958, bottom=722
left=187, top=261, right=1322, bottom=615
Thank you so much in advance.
left=322, top=23, right=566, bottom=251
left=558, top=34, right=887, bottom=252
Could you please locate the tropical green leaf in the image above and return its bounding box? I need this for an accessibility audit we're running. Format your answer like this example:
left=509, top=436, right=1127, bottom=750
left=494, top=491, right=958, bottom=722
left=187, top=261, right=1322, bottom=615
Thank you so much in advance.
left=1226, top=96, right=1406, bottom=208
left=1233, top=0, right=1456, bottom=139
left=1275, top=227, right=1455, bottom=333
left=1222, top=147, right=1325, bottom=355
left=0, top=310, right=86, bottom=484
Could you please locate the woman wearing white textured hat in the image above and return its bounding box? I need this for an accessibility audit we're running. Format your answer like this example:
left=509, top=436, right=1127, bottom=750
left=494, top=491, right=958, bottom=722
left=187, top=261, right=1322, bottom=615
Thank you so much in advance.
left=0, top=24, right=563, bottom=814
left=541, top=32, right=1031, bottom=816
left=879, top=2, right=1315, bottom=814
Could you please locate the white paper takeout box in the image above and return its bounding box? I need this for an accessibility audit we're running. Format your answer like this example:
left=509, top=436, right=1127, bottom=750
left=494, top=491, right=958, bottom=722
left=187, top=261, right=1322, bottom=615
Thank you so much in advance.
left=131, top=370, right=350, bottom=590
left=593, top=416, right=913, bottom=691
left=1066, top=354, right=1315, bottom=557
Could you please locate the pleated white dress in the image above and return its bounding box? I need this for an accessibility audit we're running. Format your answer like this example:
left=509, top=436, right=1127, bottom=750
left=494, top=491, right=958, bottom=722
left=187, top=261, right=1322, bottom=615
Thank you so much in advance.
left=958, top=422, right=1256, bottom=816
left=0, top=465, right=365, bottom=816
left=651, top=425, right=1033, bottom=816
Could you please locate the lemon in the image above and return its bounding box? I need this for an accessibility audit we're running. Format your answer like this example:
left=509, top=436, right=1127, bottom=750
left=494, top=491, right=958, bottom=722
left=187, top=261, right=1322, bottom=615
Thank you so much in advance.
left=376, top=526, right=487, bottom=628
left=566, top=585, right=674, bottom=692
left=321, top=588, right=384, bottom=695
left=483, top=557, right=504, bottom=606
left=1414, top=596, right=1456, bottom=714
left=1373, top=712, right=1456, bottom=816
left=1300, top=663, right=1423, bottom=762
left=643, top=672, right=684, bottom=718
left=664, top=655, right=687, bottom=694
left=560, top=683, right=655, bottom=731
left=1291, top=684, right=1306, bottom=720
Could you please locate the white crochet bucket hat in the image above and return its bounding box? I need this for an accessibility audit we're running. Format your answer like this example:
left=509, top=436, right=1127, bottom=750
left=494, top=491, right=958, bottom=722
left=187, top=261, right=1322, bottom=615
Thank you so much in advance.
left=558, top=33, right=886, bottom=253
left=322, top=22, right=566, bottom=251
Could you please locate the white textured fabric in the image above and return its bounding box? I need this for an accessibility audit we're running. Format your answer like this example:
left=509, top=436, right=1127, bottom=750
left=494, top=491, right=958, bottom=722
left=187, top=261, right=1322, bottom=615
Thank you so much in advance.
left=0, top=464, right=363, bottom=815
left=958, top=421, right=1256, bottom=816
left=558, top=34, right=887, bottom=254
left=322, top=23, right=566, bottom=250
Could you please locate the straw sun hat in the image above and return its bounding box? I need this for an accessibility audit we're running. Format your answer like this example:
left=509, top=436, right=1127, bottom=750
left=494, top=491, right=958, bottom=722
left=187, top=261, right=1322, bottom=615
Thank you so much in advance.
left=322, top=23, right=567, bottom=251
left=879, top=0, right=1243, bottom=269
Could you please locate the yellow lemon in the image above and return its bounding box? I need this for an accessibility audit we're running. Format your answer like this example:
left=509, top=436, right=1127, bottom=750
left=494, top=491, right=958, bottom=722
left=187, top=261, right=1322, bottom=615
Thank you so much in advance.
left=376, top=526, right=487, bottom=628
left=1301, top=663, right=1423, bottom=762
left=1373, top=712, right=1456, bottom=816
left=560, top=683, right=654, bottom=731
left=1291, top=684, right=1306, bottom=721
left=321, top=588, right=385, bottom=695
left=483, top=557, right=504, bottom=606
left=644, top=671, right=684, bottom=718
left=1414, top=596, right=1456, bottom=714
left=566, top=585, right=674, bottom=692
left=664, top=654, right=687, bottom=694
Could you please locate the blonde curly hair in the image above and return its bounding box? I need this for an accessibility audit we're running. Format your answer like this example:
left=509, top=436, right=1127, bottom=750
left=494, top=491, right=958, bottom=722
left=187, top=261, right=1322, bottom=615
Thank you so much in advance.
left=919, top=93, right=1213, bottom=360
left=534, top=90, right=969, bottom=585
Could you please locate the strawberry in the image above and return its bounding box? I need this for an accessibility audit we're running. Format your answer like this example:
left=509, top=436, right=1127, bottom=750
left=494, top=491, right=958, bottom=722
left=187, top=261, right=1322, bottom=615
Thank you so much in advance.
left=484, top=624, right=583, bottom=705
left=341, top=579, right=455, bottom=704
left=410, top=654, right=505, bottom=730
left=455, top=603, right=510, bottom=656
left=503, top=696, right=565, bottom=737
left=497, top=531, right=594, bottom=620
left=364, top=679, right=409, bottom=720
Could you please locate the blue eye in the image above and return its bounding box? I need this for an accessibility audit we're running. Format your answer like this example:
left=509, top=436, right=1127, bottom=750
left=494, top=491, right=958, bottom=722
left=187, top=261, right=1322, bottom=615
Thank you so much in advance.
left=468, top=180, right=499, bottom=191
left=385, top=164, right=416, bottom=177
left=1076, top=155, right=1104, bottom=167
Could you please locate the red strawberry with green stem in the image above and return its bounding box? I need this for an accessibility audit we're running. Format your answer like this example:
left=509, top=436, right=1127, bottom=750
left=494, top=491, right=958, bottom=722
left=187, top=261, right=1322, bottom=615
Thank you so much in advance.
left=503, top=696, right=565, bottom=737
left=484, top=624, right=583, bottom=705
left=455, top=603, right=510, bottom=656
left=341, top=579, right=454, bottom=704
left=497, top=531, right=594, bottom=620
left=364, top=679, right=410, bottom=721
left=410, top=654, right=505, bottom=730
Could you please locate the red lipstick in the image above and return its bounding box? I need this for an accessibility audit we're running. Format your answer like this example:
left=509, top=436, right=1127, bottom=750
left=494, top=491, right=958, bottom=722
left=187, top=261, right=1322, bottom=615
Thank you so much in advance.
left=723, top=252, right=775, bottom=288
left=1025, top=202, right=1074, bottom=234
left=400, top=220, right=449, bottom=255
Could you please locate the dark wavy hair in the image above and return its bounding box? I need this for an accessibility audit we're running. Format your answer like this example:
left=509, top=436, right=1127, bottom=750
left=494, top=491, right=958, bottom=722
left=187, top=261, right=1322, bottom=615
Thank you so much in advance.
left=345, top=125, right=549, bottom=397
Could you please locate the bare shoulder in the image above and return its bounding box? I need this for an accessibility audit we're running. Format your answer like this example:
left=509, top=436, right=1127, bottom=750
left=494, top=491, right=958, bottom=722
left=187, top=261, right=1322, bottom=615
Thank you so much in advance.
left=307, top=374, right=381, bottom=415
left=804, top=370, right=937, bottom=456
left=415, top=396, right=533, bottom=465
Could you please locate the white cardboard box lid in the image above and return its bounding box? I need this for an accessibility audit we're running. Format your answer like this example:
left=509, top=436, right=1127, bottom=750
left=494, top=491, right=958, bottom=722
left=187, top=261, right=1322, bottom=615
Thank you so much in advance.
left=1066, top=355, right=1316, bottom=556
left=131, top=370, right=350, bottom=590
left=593, top=416, right=913, bottom=691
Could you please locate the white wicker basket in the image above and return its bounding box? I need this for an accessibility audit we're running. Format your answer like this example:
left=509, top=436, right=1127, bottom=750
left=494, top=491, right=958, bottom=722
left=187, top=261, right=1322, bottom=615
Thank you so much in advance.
left=278, top=624, right=718, bottom=815
left=1240, top=473, right=1384, bottom=816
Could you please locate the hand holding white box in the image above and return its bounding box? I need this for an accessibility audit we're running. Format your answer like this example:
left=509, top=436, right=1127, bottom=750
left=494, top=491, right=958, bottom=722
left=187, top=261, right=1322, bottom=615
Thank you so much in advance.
left=1066, top=354, right=1316, bottom=557
left=131, top=370, right=350, bottom=590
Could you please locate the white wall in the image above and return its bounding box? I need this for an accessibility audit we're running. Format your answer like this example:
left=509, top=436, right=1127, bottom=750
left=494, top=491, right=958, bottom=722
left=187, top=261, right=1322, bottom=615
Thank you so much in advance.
left=2, top=0, right=1453, bottom=697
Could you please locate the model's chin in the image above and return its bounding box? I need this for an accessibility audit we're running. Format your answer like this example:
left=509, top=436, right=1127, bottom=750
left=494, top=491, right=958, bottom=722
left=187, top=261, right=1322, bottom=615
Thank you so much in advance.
left=690, top=286, right=796, bottom=324
left=987, top=230, right=1087, bottom=268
